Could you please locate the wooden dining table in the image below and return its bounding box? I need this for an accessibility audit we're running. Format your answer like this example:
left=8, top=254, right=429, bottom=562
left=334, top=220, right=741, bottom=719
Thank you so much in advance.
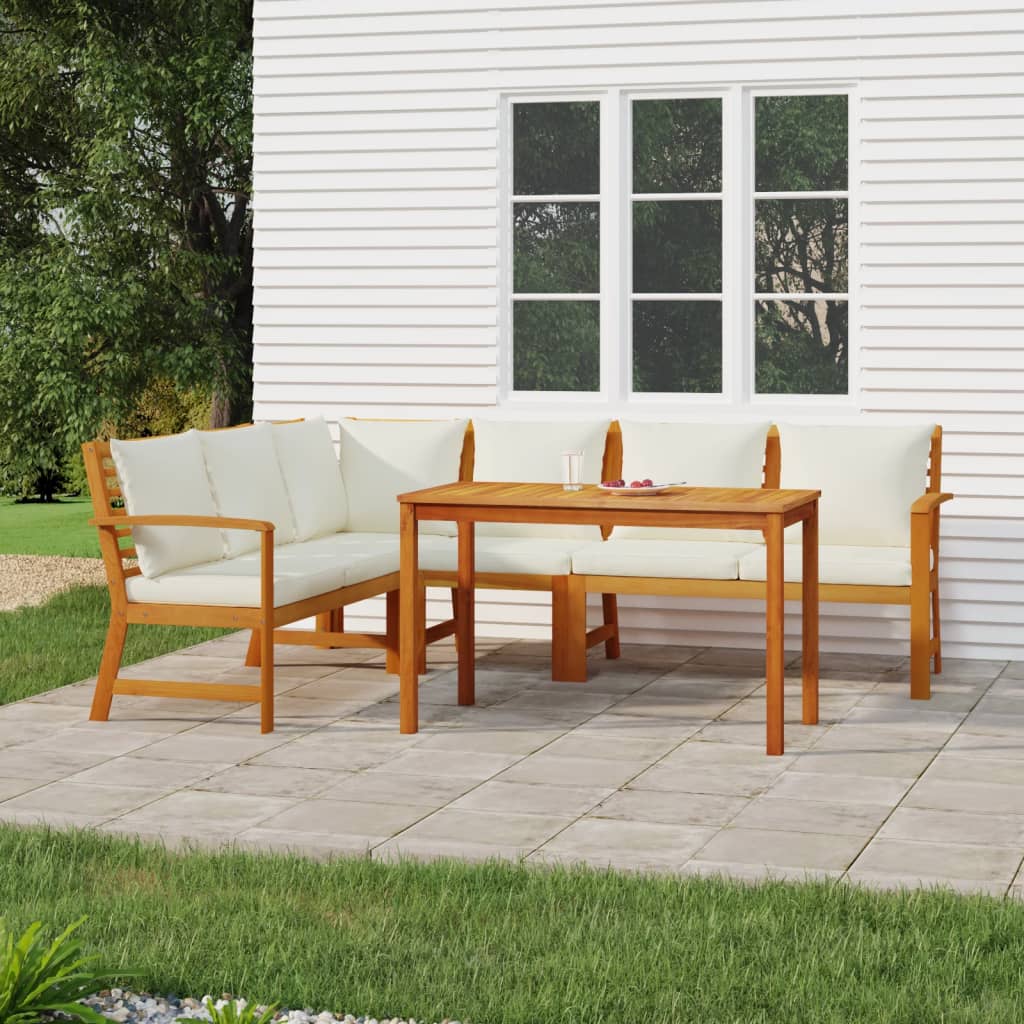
left=397, top=482, right=821, bottom=755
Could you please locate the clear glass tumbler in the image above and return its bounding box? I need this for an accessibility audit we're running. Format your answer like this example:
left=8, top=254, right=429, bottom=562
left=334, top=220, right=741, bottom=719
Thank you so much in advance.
left=562, top=450, right=584, bottom=491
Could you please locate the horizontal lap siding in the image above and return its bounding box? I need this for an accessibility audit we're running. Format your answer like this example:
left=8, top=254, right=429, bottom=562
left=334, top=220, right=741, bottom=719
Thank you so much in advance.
left=253, top=0, right=1024, bottom=660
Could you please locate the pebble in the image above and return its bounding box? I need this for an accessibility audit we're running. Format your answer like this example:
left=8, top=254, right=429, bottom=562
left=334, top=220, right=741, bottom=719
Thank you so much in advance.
left=80, top=991, right=461, bottom=1024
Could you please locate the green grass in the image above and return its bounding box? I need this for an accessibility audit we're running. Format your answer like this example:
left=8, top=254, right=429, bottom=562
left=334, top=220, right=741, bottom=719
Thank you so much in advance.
left=1, top=828, right=1023, bottom=1024
left=0, top=495, right=98, bottom=557
left=0, top=585, right=228, bottom=706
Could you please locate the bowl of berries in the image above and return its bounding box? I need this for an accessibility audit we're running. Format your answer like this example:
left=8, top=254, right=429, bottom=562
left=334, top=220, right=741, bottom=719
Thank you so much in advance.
left=597, top=478, right=685, bottom=496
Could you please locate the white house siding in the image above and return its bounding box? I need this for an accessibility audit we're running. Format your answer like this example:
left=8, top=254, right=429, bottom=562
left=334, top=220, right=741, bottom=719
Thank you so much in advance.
left=251, top=0, right=1024, bottom=661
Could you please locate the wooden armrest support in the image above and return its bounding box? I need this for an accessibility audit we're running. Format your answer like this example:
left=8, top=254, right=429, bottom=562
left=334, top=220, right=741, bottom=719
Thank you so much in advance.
left=911, top=492, right=954, bottom=515
left=90, top=514, right=275, bottom=532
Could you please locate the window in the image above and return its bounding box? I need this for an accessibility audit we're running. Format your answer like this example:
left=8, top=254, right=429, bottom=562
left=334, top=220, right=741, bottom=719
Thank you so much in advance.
left=505, top=89, right=851, bottom=404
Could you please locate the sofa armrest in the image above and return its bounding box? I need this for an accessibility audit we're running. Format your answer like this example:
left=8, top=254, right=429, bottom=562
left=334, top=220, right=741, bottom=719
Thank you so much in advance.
left=90, top=514, right=275, bottom=533
left=910, top=492, right=954, bottom=515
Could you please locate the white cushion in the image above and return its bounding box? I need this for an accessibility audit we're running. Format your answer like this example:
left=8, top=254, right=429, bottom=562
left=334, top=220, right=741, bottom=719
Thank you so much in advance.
left=339, top=418, right=467, bottom=535
left=418, top=536, right=589, bottom=576
left=778, top=422, right=935, bottom=547
left=615, top=420, right=772, bottom=543
left=572, top=539, right=760, bottom=580
left=471, top=418, right=610, bottom=539
left=124, top=532, right=414, bottom=608
left=272, top=418, right=347, bottom=540
left=199, top=424, right=297, bottom=557
left=110, top=430, right=224, bottom=578
left=738, top=544, right=914, bottom=587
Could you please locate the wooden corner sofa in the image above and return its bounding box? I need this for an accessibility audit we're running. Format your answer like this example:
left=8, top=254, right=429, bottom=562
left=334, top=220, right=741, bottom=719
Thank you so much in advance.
left=82, top=415, right=950, bottom=735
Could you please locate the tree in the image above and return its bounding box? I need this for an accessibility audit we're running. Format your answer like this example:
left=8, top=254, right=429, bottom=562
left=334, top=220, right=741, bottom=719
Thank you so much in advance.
left=0, top=0, right=253, bottom=497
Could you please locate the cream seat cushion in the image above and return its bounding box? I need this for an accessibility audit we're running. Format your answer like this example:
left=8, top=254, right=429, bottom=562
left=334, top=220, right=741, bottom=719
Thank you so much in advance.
left=418, top=536, right=591, bottom=576
left=572, top=539, right=761, bottom=581
left=339, top=418, right=467, bottom=535
left=123, top=531, right=446, bottom=608
left=199, top=423, right=297, bottom=557
left=738, top=544, right=915, bottom=587
left=778, top=422, right=935, bottom=547
left=470, top=418, right=610, bottom=539
left=110, top=429, right=224, bottom=578
left=273, top=417, right=347, bottom=540
left=615, top=420, right=772, bottom=543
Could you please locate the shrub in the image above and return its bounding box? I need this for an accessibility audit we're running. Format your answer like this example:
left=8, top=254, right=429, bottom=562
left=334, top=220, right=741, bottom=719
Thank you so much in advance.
left=181, top=997, right=279, bottom=1024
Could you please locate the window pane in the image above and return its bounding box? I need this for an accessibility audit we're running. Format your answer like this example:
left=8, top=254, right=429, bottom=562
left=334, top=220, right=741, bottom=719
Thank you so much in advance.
left=755, top=199, right=847, bottom=293
left=513, top=300, right=599, bottom=391
left=513, top=102, right=600, bottom=195
left=755, top=95, right=848, bottom=192
left=633, top=98, right=722, bottom=193
left=632, top=301, right=722, bottom=393
left=633, top=200, right=721, bottom=293
left=513, top=203, right=599, bottom=293
left=755, top=300, right=848, bottom=394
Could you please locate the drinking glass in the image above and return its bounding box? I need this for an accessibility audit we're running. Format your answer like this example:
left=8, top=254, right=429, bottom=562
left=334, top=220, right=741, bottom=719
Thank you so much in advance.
left=562, top=450, right=584, bottom=491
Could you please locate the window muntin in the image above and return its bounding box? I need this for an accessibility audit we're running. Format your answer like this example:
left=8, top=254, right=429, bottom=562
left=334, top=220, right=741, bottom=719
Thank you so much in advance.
left=511, top=101, right=600, bottom=392
left=753, top=94, right=849, bottom=396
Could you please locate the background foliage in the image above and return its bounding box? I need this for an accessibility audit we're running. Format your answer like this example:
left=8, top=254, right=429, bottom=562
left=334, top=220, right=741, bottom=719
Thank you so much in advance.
left=0, top=0, right=253, bottom=500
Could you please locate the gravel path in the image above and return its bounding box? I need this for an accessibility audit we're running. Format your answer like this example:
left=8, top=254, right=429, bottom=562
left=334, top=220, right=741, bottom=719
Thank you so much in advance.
left=0, top=554, right=109, bottom=611
left=83, top=991, right=461, bottom=1024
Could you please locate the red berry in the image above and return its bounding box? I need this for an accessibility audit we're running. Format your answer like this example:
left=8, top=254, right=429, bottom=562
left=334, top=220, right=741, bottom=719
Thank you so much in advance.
left=641, top=478, right=653, bottom=487
left=630, top=480, right=643, bottom=488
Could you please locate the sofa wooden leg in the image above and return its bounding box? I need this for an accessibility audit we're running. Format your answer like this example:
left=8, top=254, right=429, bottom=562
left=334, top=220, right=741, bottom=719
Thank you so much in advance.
left=417, top=584, right=427, bottom=674
left=244, top=628, right=262, bottom=667
left=932, top=586, right=942, bottom=674
left=385, top=590, right=400, bottom=675
left=910, top=514, right=932, bottom=700
left=601, top=593, right=621, bottom=660
left=450, top=588, right=459, bottom=656
left=315, top=612, right=332, bottom=647
left=89, top=612, right=127, bottom=722
left=260, top=617, right=275, bottom=733
left=551, top=575, right=587, bottom=682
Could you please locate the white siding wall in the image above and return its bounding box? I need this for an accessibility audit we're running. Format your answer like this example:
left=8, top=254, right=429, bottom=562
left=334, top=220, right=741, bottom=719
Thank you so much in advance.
left=252, top=0, right=1024, bottom=661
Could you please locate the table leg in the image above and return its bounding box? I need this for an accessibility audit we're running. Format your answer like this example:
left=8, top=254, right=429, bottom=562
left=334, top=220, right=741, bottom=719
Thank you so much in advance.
left=765, top=513, right=785, bottom=756
left=399, top=502, right=419, bottom=734
left=802, top=501, right=820, bottom=726
left=457, top=519, right=475, bottom=705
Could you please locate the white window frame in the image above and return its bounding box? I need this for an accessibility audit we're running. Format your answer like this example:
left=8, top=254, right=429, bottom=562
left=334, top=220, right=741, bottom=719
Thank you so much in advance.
left=498, top=84, right=857, bottom=414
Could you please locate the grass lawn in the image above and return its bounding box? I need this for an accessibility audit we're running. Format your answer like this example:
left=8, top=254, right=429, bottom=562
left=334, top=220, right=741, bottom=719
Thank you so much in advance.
left=2, top=827, right=1023, bottom=1024
left=0, top=495, right=98, bottom=557
left=0, top=585, right=228, bottom=706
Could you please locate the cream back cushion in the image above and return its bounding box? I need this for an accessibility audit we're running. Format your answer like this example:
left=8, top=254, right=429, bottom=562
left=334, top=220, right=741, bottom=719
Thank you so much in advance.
left=200, top=423, right=297, bottom=557
left=471, top=419, right=611, bottom=538
left=110, top=429, right=224, bottom=578
left=615, top=420, right=772, bottom=542
left=339, top=418, right=468, bottom=535
left=273, top=418, right=347, bottom=540
left=779, top=422, right=935, bottom=547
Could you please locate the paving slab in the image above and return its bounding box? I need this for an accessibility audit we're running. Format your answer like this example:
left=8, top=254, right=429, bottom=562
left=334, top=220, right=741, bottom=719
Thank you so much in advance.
left=851, top=837, right=1022, bottom=885
left=694, top=827, right=866, bottom=872
left=451, top=780, right=613, bottom=818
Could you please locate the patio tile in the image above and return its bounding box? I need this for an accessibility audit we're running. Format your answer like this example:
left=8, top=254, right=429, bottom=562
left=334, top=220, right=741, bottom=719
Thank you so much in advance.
left=113, top=789, right=293, bottom=833
left=841, top=704, right=965, bottom=734
left=413, top=725, right=563, bottom=756
left=0, top=746, right=111, bottom=781
left=789, top=748, right=936, bottom=779
left=640, top=675, right=762, bottom=700
left=681, top=860, right=841, bottom=885
left=235, top=828, right=375, bottom=860
left=195, top=764, right=341, bottom=799
left=0, top=780, right=164, bottom=818
left=27, top=725, right=158, bottom=758
left=373, top=837, right=528, bottom=865
left=959, top=711, right=1024, bottom=738
left=690, top=647, right=782, bottom=669
left=532, top=818, right=715, bottom=871
left=0, top=701, right=85, bottom=724
left=537, top=731, right=681, bottom=763
left=0, top=721, right=54, bottom=749
left=610, top=693, right=734, bottom=720
left=393, top=807, right=571, bottom=849
left=850, top=837, right=1021, bottom=884
left=259, top=798, right=431, bottom=838
left=765, top=771, right=914, bottom=806
left=879, top=807, right=1024, bottom=847
left=497, top=689, right=619, bottom=715
left=66, top=756, right=231, bottom=791
left=142, top=731, right=291, bottom=764
left=591, top=788, right=748, bottom=828
left=248, top=733, right=411, bottom=773
left=496, top=753, right=649, bottom=790
left=905, top=777, right=1024, bottom=816
left=846, top=872, right=1009, bottom=898
left=451, top=780, right=612, bottom=818
left=573, top=713, right=701, bottom=743
left=1, top=808, right=111, bottom=829
left=593, top=643, right=704, bottom=667
left=285, top=674, right=400, bottom=704
left=857, top=690, right=978, bottom=714
left=929, top=658, right=1007, bottom=682
left=320, top=771, right=476, bottom=807
left=372, top=748, right=522, bottom=781
left=1001, top=661, right=1024, bottom=680
left=0, top=777, right=43, bottom=801
left=810, top=724, right=945, bottom=753
left=730, top=796, right=892, bottom=837
left=694, top=827, right=866, bottom=872
left=661, top=740, right=797, bottom=770
left=924, top=753, right=1024, bottom=786
left=694, top=721, right=823, bottom=750
left=942, top=731, right=1024, bottom=760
